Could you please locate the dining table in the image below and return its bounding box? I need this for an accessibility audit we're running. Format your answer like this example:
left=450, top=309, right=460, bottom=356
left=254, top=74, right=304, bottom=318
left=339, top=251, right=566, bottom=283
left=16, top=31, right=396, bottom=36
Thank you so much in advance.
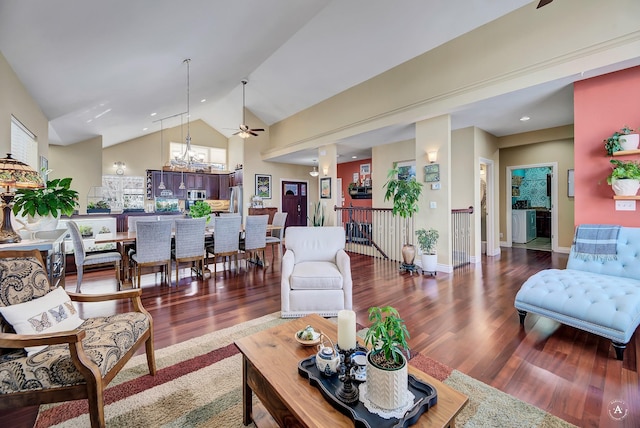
left=94, top=224, right=283, bottom=285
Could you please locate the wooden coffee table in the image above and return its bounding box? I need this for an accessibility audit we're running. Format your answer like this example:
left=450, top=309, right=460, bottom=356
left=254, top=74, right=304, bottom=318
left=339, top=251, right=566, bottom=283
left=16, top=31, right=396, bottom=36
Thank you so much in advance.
left=235, top=313, right=468, bottom=427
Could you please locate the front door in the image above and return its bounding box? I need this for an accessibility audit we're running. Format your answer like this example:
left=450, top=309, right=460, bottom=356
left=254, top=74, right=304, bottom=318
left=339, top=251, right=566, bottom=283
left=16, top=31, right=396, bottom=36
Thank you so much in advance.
left=282, top=181, right=307, bottom=227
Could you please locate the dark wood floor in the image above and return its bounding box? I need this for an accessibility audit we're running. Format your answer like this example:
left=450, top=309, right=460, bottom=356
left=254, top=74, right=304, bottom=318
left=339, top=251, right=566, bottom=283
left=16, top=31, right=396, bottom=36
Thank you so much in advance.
left=2, top=247, right=638, bottom=427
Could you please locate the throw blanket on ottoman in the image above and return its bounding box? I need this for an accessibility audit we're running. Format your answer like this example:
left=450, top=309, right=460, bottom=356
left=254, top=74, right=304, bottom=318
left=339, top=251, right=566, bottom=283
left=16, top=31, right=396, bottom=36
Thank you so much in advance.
left=515, top=225, right=640, bottom=360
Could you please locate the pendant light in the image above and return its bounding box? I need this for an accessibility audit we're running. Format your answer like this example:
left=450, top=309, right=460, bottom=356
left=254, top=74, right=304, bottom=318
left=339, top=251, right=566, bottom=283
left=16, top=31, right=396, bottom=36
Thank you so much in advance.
left=183, top=58, right=192, bottom=170
left=179, top=113, right=186, bottom=189
left=309, top=161, right=319, bottom=177
left=158, top=118, right=166, bottom=190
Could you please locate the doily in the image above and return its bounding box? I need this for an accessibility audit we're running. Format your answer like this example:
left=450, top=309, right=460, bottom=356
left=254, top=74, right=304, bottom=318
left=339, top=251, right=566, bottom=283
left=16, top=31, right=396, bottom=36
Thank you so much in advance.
left=358, top=383, right=416, bottom=419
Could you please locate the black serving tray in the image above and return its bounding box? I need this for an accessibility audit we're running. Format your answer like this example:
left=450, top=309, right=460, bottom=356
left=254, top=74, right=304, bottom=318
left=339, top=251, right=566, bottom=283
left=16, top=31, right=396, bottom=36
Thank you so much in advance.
left=298, top=355, right=437, bottom=428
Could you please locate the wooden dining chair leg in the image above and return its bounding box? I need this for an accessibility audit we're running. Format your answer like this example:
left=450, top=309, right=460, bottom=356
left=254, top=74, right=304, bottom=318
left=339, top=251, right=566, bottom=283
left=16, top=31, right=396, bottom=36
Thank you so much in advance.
left=115, top=260, right=121, bottom=291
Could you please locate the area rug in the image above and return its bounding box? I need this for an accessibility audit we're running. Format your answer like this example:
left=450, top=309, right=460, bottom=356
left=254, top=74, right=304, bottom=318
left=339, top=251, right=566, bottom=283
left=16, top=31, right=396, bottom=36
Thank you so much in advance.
left=35, top=312, right=575, bottom=427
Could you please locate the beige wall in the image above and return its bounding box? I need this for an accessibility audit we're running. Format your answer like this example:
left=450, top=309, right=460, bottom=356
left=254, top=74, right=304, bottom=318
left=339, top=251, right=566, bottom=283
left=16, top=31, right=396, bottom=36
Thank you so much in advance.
left=474, top=127, right=500, bottom=257
left=265, top=0, right=640, bottom=161
left=498, top=129, right=575, bottom=248
left=371, top=139, right=415, bottom=206
left=0, top=52, right=49, bottom=160
left=103, top=119, right=227, bottom=178
left=49, top=136, right=103, bottom=214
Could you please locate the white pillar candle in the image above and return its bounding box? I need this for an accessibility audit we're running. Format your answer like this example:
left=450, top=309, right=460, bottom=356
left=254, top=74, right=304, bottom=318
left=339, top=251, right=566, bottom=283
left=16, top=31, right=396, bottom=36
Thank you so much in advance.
left=337, top=309, right=356, bottom=350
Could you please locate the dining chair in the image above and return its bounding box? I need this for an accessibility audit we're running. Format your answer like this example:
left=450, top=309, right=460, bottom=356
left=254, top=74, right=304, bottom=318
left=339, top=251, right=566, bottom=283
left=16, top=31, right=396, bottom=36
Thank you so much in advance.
left=206, top=215, right=242, bottom=276
left=266, top=211, right=287, bottom=265
left=129, top=221, right=172, bottom=287
left=67, top=220, right=122, bottom=293
left=240, top=214, right=268, bottom=269
left=172, top=217, right=206, bottom=283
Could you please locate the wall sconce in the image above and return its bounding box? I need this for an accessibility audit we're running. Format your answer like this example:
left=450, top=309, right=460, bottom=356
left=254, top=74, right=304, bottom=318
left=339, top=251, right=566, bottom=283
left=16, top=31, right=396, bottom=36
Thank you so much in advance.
left=427, top=151, right=438, bottom=163
left=113, top=161, right=126, bottom=175
left=323, top=167, right=329, bottom=176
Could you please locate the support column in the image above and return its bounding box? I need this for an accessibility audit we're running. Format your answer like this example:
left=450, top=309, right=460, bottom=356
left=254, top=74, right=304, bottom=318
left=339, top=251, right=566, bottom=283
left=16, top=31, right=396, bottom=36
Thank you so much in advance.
left=318, top=144, right=338, bottom=226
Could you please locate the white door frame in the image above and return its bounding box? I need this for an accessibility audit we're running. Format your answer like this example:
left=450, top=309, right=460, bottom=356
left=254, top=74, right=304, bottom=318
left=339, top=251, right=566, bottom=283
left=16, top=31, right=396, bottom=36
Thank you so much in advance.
left=479, top=157, right=497, bottom=257
left=506, top=162, right=558, bottom=252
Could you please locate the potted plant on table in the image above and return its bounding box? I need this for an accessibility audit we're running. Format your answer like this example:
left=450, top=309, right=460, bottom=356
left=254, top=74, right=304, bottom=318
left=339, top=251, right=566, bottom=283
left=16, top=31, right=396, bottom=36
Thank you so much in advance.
left=188, top=200, right=212, bottom=223
left=384, top=166, right=423, bottom=269
left=604, top=125, right=639, bottom=155
left=12, top=177, right=79, bottom=231
left=415, top=228, right=439, bottom=274
left=607, top=159, right=640, bottom=196
left=363, top=306, right=411, bottom=410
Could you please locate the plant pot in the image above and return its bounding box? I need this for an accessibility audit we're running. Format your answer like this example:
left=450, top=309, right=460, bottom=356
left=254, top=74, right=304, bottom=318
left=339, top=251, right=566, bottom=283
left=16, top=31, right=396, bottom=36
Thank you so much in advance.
left=420, top=253, right=437, bottom=273
left=611, top=178, right=640, bottom=196
left=401, top=244, right=415, bottom=265
left=619, top=133, right=639, bottom=151
left=365, top=351, right=408, bottom=410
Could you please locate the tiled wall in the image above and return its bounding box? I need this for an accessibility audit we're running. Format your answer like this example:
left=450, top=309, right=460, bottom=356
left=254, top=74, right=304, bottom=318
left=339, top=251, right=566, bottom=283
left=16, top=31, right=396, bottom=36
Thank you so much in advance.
left=513, top=167, right=551, bottom=209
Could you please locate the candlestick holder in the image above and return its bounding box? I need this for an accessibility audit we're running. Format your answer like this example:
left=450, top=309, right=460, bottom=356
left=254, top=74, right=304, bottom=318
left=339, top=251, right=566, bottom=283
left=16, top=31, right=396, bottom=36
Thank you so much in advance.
left=335, top=364, right=359, bottom=404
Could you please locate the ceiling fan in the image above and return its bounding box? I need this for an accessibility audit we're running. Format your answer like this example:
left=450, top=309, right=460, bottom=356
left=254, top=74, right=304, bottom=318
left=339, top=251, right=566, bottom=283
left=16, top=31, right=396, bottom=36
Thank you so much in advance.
left=536, top=0, right=553, bottom=8
left=233, top=79, right=264, bottom=138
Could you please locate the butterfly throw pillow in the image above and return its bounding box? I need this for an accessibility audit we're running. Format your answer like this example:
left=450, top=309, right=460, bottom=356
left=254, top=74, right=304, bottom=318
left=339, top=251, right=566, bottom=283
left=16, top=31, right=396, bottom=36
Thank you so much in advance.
left=0, top=287, right=84, bottom=355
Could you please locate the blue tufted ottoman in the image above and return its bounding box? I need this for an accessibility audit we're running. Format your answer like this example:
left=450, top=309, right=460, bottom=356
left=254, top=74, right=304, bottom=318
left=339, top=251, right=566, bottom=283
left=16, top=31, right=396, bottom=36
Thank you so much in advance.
left=515, top=225, right=640, bottom=360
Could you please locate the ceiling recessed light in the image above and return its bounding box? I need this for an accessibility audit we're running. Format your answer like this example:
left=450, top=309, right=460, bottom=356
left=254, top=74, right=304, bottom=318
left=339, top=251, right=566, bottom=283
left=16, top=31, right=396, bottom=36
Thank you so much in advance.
left=520, top=116, right=530, bottom=121
left=150, top=112, right=157, bottom=117
left=142, top=127, right=148, bottom=131
left=352, top=156, right=357, bottom=159
left=200, top=99, right=206, bottom=103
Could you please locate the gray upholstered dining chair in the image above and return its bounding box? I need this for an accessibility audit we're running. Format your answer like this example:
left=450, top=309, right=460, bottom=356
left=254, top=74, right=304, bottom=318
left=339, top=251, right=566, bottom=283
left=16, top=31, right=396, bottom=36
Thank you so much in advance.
left=172, top=217, right=206, bottom=283
left=240, top=214, right=268, bottom=269
left=266, top=211, right=287, bottom=265
left=206, top=215, right=241, bottom=276
left=67, top=220, right=122, bottom=293
left=129, top=221, right=172, bottom=287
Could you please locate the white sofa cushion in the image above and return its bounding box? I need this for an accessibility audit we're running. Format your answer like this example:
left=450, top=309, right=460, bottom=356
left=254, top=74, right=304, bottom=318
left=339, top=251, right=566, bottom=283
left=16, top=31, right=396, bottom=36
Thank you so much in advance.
left=290, top=261, right=344, bottom=290
left=284, top=226, right=345, bottom=263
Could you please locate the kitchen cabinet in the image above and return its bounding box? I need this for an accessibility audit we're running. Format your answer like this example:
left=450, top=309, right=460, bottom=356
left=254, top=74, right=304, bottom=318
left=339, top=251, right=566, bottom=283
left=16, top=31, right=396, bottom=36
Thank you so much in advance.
left=218, top=174, right=230, bottom=199
left=205, top=174, right=220, bottom=199
left=186, top=173, right=204, bottom=189
left=536, top=210, right=551, bottom=238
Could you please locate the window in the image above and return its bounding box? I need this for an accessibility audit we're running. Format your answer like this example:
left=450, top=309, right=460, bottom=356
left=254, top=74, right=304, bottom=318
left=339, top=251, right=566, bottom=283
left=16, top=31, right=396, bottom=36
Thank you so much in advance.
left=169, top=142, right=226, bottom=170
left=11, top=116, right=38, bottom=168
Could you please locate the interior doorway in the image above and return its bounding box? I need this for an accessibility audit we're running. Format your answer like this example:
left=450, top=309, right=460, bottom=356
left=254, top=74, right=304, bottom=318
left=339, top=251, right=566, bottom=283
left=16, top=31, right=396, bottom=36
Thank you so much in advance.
left=507, top=163, right=557, bottom=252
left=281, top=181, right=308, bottom=227
left=479, top=158, right=496, bottom=257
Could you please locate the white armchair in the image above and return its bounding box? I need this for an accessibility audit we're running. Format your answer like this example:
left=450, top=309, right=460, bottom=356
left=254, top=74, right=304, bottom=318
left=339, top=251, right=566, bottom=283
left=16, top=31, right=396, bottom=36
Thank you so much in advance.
left=281, top=226, right=352, bottom=318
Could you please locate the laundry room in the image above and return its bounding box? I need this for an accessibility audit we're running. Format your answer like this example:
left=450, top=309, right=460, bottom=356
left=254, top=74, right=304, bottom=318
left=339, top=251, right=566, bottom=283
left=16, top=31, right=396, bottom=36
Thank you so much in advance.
left=511, top=167, right=552, bottom=251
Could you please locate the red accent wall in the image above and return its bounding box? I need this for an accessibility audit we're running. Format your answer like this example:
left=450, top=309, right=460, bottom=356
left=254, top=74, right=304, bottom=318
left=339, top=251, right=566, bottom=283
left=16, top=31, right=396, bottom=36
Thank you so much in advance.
left=337, top=158, right=372, bottom=209
left=574, top=66, right=640, bottom=226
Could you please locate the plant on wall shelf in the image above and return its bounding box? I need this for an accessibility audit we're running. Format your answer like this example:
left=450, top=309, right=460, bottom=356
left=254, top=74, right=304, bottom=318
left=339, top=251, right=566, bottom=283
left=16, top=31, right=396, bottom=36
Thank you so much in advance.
left=606, top=159, right=640, bottom=184
left=604, top=125, right=638, bottom=155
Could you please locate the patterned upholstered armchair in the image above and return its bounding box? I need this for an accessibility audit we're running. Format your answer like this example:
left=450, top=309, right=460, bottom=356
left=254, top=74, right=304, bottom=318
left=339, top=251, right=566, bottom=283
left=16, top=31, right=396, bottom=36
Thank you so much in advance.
left=0, top=249, right=156, bottom=428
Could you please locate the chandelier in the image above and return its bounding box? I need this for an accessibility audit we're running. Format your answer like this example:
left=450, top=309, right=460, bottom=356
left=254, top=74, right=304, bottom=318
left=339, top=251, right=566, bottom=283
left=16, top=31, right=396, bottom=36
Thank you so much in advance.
left=170, top=58, right=193, bottom=170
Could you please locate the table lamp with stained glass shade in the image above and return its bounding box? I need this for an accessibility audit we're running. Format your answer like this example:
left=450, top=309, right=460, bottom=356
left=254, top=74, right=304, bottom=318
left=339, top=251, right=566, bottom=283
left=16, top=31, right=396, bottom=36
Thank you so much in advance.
left=0, top=153, right=44, bottom=243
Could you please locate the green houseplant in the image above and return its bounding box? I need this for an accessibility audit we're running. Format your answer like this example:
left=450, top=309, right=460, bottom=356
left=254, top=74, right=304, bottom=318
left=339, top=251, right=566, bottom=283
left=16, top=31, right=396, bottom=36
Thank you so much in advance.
left=607, top=159, right=640, bottom=196
left=416, top=228, right=439, bottom=273
left=188, top=200, right=212, bottom=223
left=363, top=306, right=411, bottom=410
left=87, top=200, right=111, bottom=213
left=308, top=201, right=325, bottom=226
left=13, top=177, right=79, bottom=219
left=383, top=166, right=423, bottom=266
left=604, top=126, right=638, bottom=155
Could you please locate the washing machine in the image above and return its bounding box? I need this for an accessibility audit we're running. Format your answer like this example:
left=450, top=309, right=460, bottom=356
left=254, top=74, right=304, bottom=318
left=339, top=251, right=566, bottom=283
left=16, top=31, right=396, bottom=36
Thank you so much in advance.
left=512, top=209, right=537, bottom=243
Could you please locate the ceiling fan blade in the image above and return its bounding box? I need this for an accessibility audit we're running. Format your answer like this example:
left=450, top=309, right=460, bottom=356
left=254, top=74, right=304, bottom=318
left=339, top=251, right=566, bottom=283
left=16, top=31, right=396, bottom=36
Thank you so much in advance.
left=251, top=128, right=265, bottom=132
left=536, top=0, right=553, bottom=8
left=250, top=131, right=258, bottom=137
left=232, top=130, right=241, bottom=136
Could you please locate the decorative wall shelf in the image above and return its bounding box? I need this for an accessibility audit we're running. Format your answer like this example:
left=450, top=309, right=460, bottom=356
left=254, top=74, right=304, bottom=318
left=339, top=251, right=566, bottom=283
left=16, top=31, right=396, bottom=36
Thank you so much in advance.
left=613, top=195, right=640, bottom=200
left=612, top=149, right=640, bottom=156
left=348, top=186, right=372, bottom=199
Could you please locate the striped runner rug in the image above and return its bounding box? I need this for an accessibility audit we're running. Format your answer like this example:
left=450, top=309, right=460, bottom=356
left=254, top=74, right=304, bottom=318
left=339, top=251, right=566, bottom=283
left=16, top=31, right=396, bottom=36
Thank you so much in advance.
left=35, top=312, right=574, bottom=427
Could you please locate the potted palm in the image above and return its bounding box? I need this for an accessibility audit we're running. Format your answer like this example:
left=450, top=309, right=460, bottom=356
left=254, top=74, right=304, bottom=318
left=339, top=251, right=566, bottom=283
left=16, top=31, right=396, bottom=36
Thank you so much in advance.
left=363, top=306, right=411, bottom=410
left=607, top=159, right=640, bottom=196
left=12, top=177, right=79, bottom=231
left=384, top=166, right=423, bottom=267
left=415, top=228, right=439, bottom=273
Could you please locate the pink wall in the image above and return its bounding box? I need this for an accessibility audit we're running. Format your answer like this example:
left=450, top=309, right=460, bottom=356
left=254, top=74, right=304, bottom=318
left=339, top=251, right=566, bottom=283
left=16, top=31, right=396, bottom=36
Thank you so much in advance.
left=574, top=66, right=640, bottom=226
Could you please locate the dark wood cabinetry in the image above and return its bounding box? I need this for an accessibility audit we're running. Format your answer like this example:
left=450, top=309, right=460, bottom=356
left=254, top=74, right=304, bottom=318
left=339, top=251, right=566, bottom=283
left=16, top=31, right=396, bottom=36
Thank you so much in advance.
left=249, top=207, right=278, bottom=224
left=536, top=210, right=551, bottom=238
left=146, top=170, right=232, bottom=200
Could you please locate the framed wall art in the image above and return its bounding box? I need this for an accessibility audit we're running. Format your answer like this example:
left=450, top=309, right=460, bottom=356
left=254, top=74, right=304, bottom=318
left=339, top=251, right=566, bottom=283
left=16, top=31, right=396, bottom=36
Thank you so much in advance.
left=360, top=163, right=370, bottom=176
left=396, top=160, right=416, bottom=181
left=424, top=164, right=440, bottom=182
left=255, top=174, right=272, bottom=199
left=320, top=177, right=331, bottom=199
